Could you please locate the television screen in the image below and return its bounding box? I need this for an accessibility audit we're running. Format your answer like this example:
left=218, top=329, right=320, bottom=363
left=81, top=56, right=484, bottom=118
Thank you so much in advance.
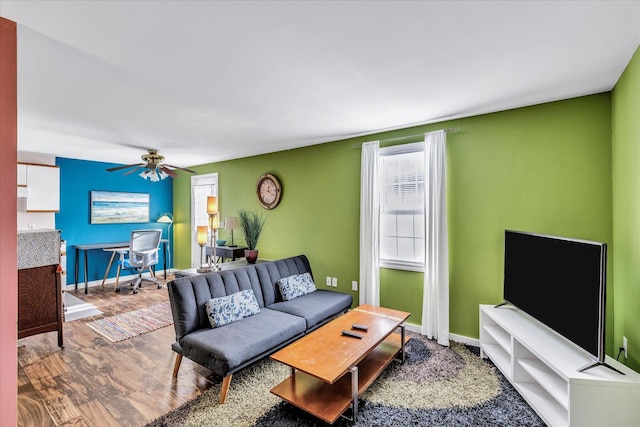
left=503, top=230, right=606, bottom=361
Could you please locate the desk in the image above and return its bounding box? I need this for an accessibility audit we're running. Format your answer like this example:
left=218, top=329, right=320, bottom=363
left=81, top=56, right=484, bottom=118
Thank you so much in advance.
left=206, top=245, right=248, bottom=262
left=74, top=239, right=168, bottom=294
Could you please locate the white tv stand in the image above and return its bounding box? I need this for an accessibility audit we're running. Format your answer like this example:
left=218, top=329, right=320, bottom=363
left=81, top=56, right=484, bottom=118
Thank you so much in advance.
left=479, top=304, right=640, bottom=427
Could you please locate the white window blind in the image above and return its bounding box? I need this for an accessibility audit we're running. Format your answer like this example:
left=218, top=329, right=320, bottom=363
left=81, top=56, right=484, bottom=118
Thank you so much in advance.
left=379, top=142, right=425, bottom=271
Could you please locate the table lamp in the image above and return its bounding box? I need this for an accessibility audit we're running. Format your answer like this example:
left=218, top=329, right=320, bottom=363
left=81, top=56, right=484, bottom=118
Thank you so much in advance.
left=224, top=216, right=238, bottom=247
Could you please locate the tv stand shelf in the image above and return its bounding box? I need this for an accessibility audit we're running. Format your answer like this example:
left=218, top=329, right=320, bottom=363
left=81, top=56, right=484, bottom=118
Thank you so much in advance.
left=480, top=304, right=640, bottom=427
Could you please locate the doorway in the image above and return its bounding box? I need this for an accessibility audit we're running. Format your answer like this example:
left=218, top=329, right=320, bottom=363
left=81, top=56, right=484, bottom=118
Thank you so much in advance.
left=190, top=173, right=218, bottom=268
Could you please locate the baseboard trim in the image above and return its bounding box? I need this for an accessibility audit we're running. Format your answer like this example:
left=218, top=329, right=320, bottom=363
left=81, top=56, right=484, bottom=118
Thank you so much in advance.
left=449, top=333, right=480, bottom=347
left=404, top=323, right=479, bottom=347
left=64, top=270, right=174, bottom=292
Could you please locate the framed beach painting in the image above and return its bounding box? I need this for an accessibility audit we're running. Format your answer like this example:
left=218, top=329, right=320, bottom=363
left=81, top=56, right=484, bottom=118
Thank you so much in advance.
left=90, top=191, right=150, bottom=224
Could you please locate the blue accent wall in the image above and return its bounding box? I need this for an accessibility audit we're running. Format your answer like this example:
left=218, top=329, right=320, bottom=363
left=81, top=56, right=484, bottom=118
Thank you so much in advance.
left=55, top=157, right=173, bottom=289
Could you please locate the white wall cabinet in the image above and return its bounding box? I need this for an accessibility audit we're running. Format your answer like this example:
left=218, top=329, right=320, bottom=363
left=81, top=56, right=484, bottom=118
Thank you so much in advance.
left=480, top=304, right=640, bottom=427
left=24, top=164, right=60, bottom=212
left=17, top=163, right=27, bottom=186
left=17, top=163, right=28, bottom=198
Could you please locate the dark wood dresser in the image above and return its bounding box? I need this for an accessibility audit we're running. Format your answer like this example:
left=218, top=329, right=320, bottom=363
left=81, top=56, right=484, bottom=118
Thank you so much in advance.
left=17, top=229, right=63, bottom=347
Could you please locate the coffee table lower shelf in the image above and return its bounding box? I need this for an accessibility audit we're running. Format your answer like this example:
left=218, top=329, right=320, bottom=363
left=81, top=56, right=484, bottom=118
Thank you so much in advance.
left=270, top=332, right=408, bottom=424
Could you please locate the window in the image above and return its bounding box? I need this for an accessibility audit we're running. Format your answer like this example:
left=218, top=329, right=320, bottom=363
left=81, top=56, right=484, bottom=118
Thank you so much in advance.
left=379, top=142, right=425, bottom=271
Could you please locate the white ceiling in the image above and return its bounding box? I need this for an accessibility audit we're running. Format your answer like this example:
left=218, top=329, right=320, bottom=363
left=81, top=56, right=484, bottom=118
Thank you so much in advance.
left=1, top=0, right=639, bottom=170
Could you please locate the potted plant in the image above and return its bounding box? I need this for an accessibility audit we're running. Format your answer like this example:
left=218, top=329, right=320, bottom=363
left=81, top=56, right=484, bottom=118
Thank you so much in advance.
left=238, top=209, right=266, bottom=264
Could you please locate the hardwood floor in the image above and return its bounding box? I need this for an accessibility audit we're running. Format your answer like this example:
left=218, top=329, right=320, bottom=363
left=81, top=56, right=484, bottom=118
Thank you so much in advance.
left=17, top=275, right=218, bottom=427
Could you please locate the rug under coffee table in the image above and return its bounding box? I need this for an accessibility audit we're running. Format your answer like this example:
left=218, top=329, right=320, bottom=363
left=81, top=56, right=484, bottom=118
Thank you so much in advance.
left=270, top=304, right=410, bottom=424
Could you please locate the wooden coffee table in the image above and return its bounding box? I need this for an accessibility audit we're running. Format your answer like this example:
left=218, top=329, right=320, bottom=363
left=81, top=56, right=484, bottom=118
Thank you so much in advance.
left=270, top=304, right=410, bottom=424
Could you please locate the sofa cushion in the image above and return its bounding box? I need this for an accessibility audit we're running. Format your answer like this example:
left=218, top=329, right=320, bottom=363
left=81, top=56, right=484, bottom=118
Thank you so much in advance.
left=278, top=272, right=317, bottom=301
left=268, top=289, right=353, bottom=330
left=205, top=289, right=260, bottom=328
left=179, top=308, right=306, bottom=375
left=254, top=256, right=313, bottom=305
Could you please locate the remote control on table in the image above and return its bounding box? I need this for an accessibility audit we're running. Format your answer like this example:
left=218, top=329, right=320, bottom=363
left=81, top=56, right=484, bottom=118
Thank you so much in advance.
left=341, top=330, right=363, bottom=339
left=352, top=324, right=369, bottom=331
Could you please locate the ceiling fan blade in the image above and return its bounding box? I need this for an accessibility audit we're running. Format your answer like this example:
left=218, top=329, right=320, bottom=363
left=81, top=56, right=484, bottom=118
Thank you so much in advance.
left=164, top=163, right=197, bottom=174
left=160, top=165, right=178, bottom=178
left=106, top=150, right=194, bottom=180
left=122, top=166, right=145, bottom=176
left=106, top=163, right=144, bottom=172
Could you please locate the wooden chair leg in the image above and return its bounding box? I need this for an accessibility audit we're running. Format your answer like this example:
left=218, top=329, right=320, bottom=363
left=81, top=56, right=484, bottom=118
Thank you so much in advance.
left=219, top=374, right=233, bottom=404
left=172, top=354, right=182, bottom=377
left=101, top=250, right=117, bottom=287
left=114, top=265, right=122, bottom=291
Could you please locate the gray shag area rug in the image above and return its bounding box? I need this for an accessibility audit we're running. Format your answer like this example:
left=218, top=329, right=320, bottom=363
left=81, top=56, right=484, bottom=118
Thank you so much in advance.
left=146, top=334, right=545, bottom=426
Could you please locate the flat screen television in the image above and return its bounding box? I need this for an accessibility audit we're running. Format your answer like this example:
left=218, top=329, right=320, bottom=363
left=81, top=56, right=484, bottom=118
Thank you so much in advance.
left=502, top=230, right=622, bottom=374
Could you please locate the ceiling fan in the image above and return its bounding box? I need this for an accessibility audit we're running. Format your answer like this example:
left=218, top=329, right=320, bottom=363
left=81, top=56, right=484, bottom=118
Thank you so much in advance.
left=106, top=149, right=197, bottom=181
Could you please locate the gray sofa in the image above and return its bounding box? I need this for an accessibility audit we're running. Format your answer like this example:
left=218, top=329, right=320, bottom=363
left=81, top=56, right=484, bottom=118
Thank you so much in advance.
left=167, top=255, right=353, bottom=403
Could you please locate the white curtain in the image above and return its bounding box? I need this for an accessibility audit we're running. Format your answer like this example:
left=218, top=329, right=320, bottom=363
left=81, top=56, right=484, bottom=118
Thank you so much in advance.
left=422, top=130, right=450, bottom=346
left=359, top=141, right=380, bottom=306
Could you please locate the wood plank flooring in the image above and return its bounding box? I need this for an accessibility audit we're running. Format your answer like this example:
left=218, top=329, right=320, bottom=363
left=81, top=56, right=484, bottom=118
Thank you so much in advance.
left=17, top=275, right=219, bottom=427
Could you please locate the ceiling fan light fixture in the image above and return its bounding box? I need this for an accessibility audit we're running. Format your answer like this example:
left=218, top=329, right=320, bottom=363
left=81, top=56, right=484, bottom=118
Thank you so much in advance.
left=107, top=149, right=196, bottom=181
left=139, top=169, right=168, bottom=182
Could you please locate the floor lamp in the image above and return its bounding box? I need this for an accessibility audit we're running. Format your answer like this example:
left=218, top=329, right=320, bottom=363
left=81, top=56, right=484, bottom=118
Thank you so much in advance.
left=204, top=196, right=221, bottom=272
left=196, top=225, right=210, bottom=273
left=157, top=213, right=173, bottom=268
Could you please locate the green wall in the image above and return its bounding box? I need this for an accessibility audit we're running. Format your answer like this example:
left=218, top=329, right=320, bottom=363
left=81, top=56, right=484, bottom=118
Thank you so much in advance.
left=174, top=93, right=619, bottom=358
left=173, top=138, right=363, bottom=304
left=612, top=45, right=640, bottom=371
left=446, top=96, right=613, bottom=343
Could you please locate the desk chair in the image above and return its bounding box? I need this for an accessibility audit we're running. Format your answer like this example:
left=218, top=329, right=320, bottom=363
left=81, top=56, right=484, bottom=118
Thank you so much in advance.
left=113, top=229, right=162, bottom=294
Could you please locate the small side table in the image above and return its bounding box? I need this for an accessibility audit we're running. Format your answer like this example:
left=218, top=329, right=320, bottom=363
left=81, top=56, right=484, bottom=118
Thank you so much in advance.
left=206, top=245, right=248, bottom=262
left=175, top=259, right=268, bottom=278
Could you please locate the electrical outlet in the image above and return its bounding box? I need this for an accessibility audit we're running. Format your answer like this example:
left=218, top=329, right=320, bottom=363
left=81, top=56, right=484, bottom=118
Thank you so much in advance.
left=352, top=280, right=358, bottom=291
left=326, top=276, right=332, bottom=287
left=623, top=336, right=628, bottom=359
left=331, top=277, right=338, bottom=287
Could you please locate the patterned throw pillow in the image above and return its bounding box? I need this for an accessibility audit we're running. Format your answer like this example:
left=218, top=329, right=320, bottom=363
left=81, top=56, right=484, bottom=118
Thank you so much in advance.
left=205, top=289, right=260, bottom=328
left=278, top=272, right=317, bottom=301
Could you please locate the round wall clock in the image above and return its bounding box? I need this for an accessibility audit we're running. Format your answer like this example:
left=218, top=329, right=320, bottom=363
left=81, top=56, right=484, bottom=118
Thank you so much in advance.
left=256, top=173, right=282, bottom=209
